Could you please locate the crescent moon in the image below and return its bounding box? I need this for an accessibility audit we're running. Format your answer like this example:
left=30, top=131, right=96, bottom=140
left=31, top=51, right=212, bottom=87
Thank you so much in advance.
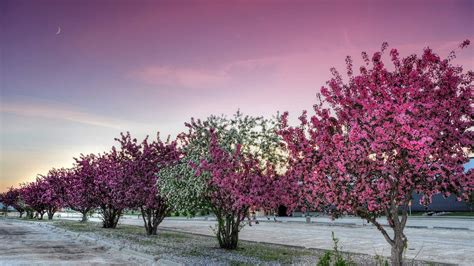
left=56, top=26, right=61, bottom=35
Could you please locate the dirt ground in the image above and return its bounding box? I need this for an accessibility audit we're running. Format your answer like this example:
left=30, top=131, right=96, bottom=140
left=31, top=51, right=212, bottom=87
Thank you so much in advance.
left=0, top=219, right=152, bottom=265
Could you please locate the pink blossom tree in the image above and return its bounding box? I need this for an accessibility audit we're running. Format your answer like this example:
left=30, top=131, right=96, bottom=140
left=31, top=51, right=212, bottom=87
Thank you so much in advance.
left=279, top=41, right=473, bottom=265
left=93, top=150, right=129, bottom=228
left=196, top=132, right=290, bottom=249
left=2, top=187, right=26, bottom=218
left=114, top=132, right=181, bottom=235
left=21, top=179, right=48, bottom=220
left=17, top=169, right=67, bottom=220
left=64, top=154, right=100, bottom=222
left=159, top=112, right=297, bottom=249
left=18, top=187, right=35, bottom=219
left=39, top=168, right=68, bottom=220
left=0, top=192, right=7, bottom=215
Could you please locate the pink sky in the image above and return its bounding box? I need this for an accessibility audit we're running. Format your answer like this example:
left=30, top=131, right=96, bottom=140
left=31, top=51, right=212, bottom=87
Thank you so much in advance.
left=1, top=0, right=473, bottom=191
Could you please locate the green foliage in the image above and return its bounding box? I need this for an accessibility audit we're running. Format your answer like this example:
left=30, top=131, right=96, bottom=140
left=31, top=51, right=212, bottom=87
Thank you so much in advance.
left=317, top=251, right=332, bottom=266
left=317, top=232, right=355, bottom=266
left=374, top=254, right=389, bottom=266
left=198, top=209, right=210, bottom=216
left=158, top=158, right=211, bottom=214
left=158, top=111, right=286, bottom=215
left=374, top=254, right=390, bottom=266
left=229, top=261, right=252, bottom=266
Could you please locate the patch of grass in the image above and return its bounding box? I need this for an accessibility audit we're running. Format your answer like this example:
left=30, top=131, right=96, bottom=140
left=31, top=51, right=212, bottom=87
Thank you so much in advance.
left=53, top=220, right=313, bottom=263
left=157, top=231, right=188, bottom=241
left=28, top=218, right=54, bottom=222
left=138, top=239, right=155, bottom=246
left=374, top=254, right=390, bottom=266
left=183, top=247, right=205, bottom=257
left=316, top=232, right=356, bottom=266
left=113, top=224, right=147, bottom=235
left=54, top=220, right=101, bottom=232
left=123, top=210, right=141, bottom=215
left=317, top=251, right=332, bottom=266
left=233, top=242, right=311, bottom=263
left=229, top=260, right=252, bottom=266
left=4, top=216, right=55, bottom=223
left=53, top=220, right=191, bottom=246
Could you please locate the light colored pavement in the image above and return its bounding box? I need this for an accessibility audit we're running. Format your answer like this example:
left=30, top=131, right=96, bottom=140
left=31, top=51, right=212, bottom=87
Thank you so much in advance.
left=59, top=213, right=474, bottom=265
left=0, top=219, right=150, bottom=265
left=60, top=212, right=474, bottom=230
left=266, top=215, right=474, bottom=231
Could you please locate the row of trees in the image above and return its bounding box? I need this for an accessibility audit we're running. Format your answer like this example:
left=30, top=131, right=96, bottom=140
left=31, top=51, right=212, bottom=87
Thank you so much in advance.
left=1, top=41, right=472, bottom=265
left=1, top=133, right=181, bottom=235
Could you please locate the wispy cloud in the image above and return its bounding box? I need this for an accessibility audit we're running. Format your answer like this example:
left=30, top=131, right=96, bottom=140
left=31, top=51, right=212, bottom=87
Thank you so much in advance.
left=133, top=66, right=231, bottom=89
left=131, top=53, right=301, bottom=90
left=131, top=37, right=474, bottom=94
left=1, top=102, right=131, bottom=129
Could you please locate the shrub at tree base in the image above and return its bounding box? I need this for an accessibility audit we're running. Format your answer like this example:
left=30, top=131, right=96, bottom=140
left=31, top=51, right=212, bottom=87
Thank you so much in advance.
left=317, top=232, right=355, bottom=266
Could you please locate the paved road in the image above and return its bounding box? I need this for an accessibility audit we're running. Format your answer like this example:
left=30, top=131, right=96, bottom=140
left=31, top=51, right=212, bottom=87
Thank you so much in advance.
left=60, top=214, right=474, bottom=265
left=0, top=219, right=148, bottom=265
left=266, top=215, right=474, bottom=230
left=60, top=212, right=474, bottom=230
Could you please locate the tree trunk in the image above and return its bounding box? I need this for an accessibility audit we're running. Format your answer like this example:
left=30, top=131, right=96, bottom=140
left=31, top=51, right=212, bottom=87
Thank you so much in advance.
left=390, top=225, right=407, bottom=266
left=141, top=205, right=169, bottom=235
left=363, top=203, right=408, bottom=266
left=47, top=208, right=56, bottom=220
left=215, top=211, right=242, bottom=249
left=38, top=212, right=45, bottom=220
left=19, top=211, right=24, bottom=218
left=81, top=211, right=89, bottom=222
left=101, top=206, right=122, bottom=228
left=391, top=242, right=404, bottom=266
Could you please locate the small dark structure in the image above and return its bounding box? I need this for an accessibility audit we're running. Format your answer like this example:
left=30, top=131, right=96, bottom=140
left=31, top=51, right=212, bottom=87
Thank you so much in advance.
left=410, top=194, right=471, bottom=212
left=277, top=205, right=288, bottom=216
left=411, top=158, right=473, bottom=212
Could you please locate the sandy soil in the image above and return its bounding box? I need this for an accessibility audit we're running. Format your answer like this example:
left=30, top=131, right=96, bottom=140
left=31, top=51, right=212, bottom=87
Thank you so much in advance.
left=0, top=219, right=153, bottom=265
